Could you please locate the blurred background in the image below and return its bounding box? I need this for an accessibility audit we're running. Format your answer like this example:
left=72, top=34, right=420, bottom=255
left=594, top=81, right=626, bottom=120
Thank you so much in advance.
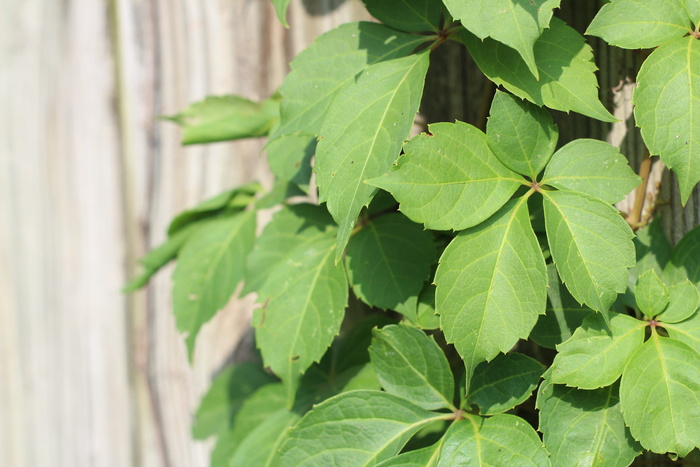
left=2, top=1, right=700, bottom=467
left=0, top=1, right=367, bottom=466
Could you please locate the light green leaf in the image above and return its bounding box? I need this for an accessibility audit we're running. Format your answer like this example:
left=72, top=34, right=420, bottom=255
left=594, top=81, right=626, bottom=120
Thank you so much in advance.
left=375, top=441, right=441, bottom=467
left=230, top=410, right=300, bottom=467
left=368, top=121, right=524, bottom=231
left=541, top=139, right=641, bottom=204
left=486, top=90, right=558, bottom=179
left=664, top=224, right=700, bottom=287
left=586, top=0, right=690, bottom=49
left=630, top=218, right=672, bottom=284
left=660, top=280, right=700, bottom=323
left=272, top=22, right=424, bottom=141
left=438, top=414, right=551, bottom=466
left=687, top=0, right=700, bottom=23
left=271, top=0, right=291, bottom=27
left=164, top=95, right=279, bottom=145
left=168, top=184, right=260, bottom=236
left=620, top=334, right=700, bottom=456
left=251, top=206, right=348, bottom=405
left=635, top=269, right=669, bottom=318
left=266, top=134, right=316, bottom=193
left=467, top=353, right=544, bottom=415
left=172, top=211, right=256, bottom=358
left=444, top=0, right=560, bottom=79
left=192, top=362, right=275, bottom=440
left=369, top=324, right=455, bottom=410
left=436, top=198, right=547, bottom=375
left=279, top=391, right=445, bottom=467
left=346, top=213, right=436, bottom=310
left=665, top=310, right=700, bottom=353
left=316, top=52, right=430, bottom=261
left=416, top=284, right=440, bottom=330
left=634, top=37, right=700, bottom=203
left=543, top=190, right=635, bottom=314
left=462, top=19, right=616, bottom=122
left=530, top=263, right=592, bottom=349
left=362, top=0, right=445, bottom=32
left=550, top=312, right=645, bottom=389
left=123, top=223, right=201, bottom=292
left=211, top=384, right=287, bottom=467
left=537, top=379, right=643, bottom=467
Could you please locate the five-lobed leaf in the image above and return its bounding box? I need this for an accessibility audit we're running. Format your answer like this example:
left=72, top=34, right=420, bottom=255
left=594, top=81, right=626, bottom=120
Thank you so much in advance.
left=634, top=37, right=700, bottom=204
left=443, top=0, right=561, bottom=79
left=486, top=90, right=558, bottom=179
left=436, top=198, right=547, bottom=375
left=537, top=379, right=642, bottom=466
left=345, top=213, right=436, bottom=310
left=369, top=324, right=455, bottom=410
left=249, top=205, right=348, bottom=405
left=467, top=353, right=544, bottom=416
left=362, top=0, right=445, bottom=33
left=620, top=333, right=700, bottom=456
left=586, top=0, right=691, bottom=49
left=438, top=414, right=551, bottom=466
left=279, top=390, right=444, bottom=466
left=315, top=51, right=430, bottom=261
left=541, top=139, right=641, bottom=204
left=172, top=210, right=256, bottom=358
left=542, top=190, right=635, bottom=315
left=462, top=18, right=617, bottom=123
left=164, top=95, right=279, bottom=145
left=550, top=312, right=645, bottom=389
left=368, top=121, right=524, bottom=231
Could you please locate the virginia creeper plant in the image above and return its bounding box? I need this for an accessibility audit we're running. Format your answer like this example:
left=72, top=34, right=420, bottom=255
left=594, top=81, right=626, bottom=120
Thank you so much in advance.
left=127, top=0, right=700, bottom=465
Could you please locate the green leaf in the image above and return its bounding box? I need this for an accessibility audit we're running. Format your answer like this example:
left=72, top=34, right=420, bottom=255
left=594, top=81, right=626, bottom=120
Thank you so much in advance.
left=368, top=121, right=524, bottom=231
left=172, top=211, right=256, bottom=358
left=271, top=22, right=424, bottom=141
left=362, top=0, right=445, bottom=32
left=375, top=441, right=441, bottom=467
left=462, top=18, right=616, bottom=122
left=631, top=218, right=672, bottom=283
left=586, top=0, right=690, bottom=49
left=168, top=184, right=260, bottom=236
left=530, top=263, right=592, bottom=349
left=436, top=198, right=547, bottom=374
left=164, top=95, right=279, bottom=145
left=191, top=362, right=274, bottom=440
left=230, top=410, right=300, bottom=467
left=251, top=206, right=348, bottom=405
left=550, top=312, right=645, bottom=389
left=278, top=391, right=444, bottom=467
left=687, top=0, right=700, bottom=23
left=211, top=384, right=287, bottom=467
left=660, top=280, right=700, bottom=323
left=369, top=324, right=455, bottom=410
left=346, top=213, right=436, bottom=310
left=416, top=284, right=440, bottom=330
left=266, top=134, right=316, bottom=193
left=537, top=379, right=643, bottom=467
left=486, top=90, right=558, bottom=179
left=665, top=310, right=700, bottom=353
left=635, top=269, right=670, bottom=318
left=541, top=139, right=641, bottom=204
left=634, top=37, right=700, bottom=203
left=466, top=353, right=544, bottom=415
left=271, top=0, right=291, bottom=27
left=445, top=0, right=560, bottom=79
left=542, top=190, right=635, bottom=314
left=316, top=52, right=430, bottom=261
left=438, top=414, right=551, bottom=466
left=123, top=223, right=200, bottom=292
left=665, top=224, right=700, bottom=287
left=620, top=333, right=700, bottom=456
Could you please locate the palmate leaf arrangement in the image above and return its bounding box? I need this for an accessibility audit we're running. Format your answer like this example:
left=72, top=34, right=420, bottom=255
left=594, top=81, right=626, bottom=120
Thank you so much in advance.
left=126, top=0, right=700, bottom=465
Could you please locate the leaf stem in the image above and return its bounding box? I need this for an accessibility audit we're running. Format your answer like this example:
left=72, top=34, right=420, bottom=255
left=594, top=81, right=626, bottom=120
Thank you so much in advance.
left=626, top=148, right=651, bottom=230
